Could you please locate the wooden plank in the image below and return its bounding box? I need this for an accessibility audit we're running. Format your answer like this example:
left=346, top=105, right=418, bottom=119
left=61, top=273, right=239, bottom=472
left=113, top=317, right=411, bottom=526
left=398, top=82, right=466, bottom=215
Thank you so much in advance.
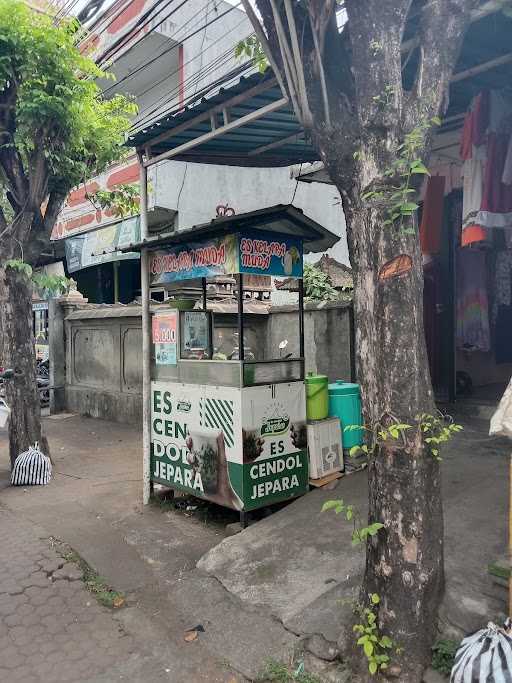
left=144, top=97, right=290, bottom=168
left=451, top=52, right=512, bottom=83
left=309, top=470, right=343, bottom=488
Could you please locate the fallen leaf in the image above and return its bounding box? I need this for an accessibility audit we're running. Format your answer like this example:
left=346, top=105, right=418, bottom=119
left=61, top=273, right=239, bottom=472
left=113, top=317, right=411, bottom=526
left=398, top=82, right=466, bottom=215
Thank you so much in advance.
left=112, top=595, right=125, bottom=608
left=184, top=630, right=198, bottom=642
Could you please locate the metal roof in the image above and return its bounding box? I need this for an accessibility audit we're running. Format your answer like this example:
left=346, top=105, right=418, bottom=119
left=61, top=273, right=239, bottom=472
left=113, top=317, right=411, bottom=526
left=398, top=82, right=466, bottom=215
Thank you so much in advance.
left=128, top=70, right=319, bottom=168
left=127, top=3, right=512, bottom=171
left=119, top=204, right=338, bottom=254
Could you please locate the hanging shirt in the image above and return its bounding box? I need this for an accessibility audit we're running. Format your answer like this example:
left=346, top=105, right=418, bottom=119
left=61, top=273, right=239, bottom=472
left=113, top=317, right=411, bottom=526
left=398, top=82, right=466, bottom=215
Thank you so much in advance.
left=420, top=175, right=446, bottom=255
left=477, top=132, right=512, bottom=229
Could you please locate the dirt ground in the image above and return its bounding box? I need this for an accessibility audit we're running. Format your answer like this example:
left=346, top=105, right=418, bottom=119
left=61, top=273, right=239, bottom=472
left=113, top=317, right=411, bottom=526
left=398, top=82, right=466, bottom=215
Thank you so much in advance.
left=0, top=413, right=510, bottom=682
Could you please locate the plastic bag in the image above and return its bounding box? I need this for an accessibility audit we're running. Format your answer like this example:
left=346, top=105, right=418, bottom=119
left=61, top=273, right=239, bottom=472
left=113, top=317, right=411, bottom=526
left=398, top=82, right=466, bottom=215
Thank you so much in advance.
left=11, top=441, right=52, bottom=486
left=451, top=621, right=512, bottom=682
left=490, top=377, right=512, bottom=439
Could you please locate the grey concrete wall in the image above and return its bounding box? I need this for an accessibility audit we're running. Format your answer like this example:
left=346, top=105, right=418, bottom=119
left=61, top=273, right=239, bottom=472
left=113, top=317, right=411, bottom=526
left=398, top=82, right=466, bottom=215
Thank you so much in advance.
left=267, top=302, right=353, bottom=381
left=59, top=301, right=353, bottom=424
left=64, top=309, right=143, bottom=424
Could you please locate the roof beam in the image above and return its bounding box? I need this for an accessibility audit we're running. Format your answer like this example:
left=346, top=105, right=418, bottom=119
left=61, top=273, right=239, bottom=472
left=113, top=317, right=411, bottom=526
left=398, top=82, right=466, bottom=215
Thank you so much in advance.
left=451, top=52, right=512, bottom=83
left=138, top=77, right=279, bottom=154
left=248, top=130, right=304, bottom=156
left=144, top=97, right=290, bottom=168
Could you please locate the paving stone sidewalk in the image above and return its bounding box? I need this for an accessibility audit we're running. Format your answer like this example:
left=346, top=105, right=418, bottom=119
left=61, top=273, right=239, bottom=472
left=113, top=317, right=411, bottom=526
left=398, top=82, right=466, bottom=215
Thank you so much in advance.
left=0, top=506, right=169, bottom=683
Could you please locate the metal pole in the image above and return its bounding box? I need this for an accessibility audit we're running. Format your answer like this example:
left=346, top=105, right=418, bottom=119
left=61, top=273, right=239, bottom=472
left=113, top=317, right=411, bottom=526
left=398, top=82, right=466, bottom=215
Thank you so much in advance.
left=202, top=277, right=207, bottom=311
left=298, top=277, right=305, bottom=359
left=138, top=151, right=151, bottom=506
left=237, top=274, right=245, bottom=361
left=113, top=261, right=120, bottom=304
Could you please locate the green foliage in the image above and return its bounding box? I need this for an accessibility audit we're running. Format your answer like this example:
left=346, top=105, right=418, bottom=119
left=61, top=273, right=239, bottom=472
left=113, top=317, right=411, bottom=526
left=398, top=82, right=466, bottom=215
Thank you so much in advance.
left=0, top=0, right=135, bottom=198
left=359, top=117, right=441, bottom=232
left=419, top=413, right=463, bottom=460
left=345, top=413, right=462, bottom=462
left=5, top=258, right=32, bottom=278
left=431, top=639, right=459, bottom=675
left=32, top=273, right=70, bottom=298
left=322, top=498, right=384, bottom=546
left=256, top=658, right=323, bottom=683
left=303, top=263, right=338, bottom=301
left=6, top=258, right=70, bottom=297
left=235, top=35, right=269, bottom=73
left=93, top=183, right=139, bottom=219
left=353, top=594, right=395, bottom=675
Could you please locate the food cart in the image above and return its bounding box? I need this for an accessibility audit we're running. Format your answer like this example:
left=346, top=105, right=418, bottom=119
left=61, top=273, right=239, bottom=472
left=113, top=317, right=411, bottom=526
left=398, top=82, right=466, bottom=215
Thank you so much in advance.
left=125, top=205, right=337, bottom=523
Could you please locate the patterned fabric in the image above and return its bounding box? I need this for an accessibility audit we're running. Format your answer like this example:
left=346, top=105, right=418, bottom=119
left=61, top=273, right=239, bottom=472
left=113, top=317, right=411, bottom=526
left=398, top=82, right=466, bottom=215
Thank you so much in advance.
left=11, top=443, right=52, bottom=486
left=451, top=621, right=512, bottom=682
left=199, top=398, right=234, bottom=447
left=456, top=249, right=491, bottom=352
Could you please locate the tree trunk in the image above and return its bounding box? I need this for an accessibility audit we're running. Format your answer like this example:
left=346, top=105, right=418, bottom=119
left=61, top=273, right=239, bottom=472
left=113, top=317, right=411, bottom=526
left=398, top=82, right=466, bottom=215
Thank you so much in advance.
left=0, top=264, right=47, bottom=468
left=338, top=180, right=441, bottom=679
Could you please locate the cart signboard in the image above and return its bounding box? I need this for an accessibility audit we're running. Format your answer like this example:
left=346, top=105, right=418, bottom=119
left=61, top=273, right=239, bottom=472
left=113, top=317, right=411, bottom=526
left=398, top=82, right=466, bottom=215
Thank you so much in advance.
left=150, top=381, right=308, bottom=511
left=149, top=230, right=303, bottom=286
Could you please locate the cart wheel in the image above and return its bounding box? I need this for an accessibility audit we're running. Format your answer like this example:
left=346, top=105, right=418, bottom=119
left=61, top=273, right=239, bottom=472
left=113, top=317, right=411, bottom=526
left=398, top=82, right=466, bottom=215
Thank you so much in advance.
left=239, top=511, right=249, bottom=529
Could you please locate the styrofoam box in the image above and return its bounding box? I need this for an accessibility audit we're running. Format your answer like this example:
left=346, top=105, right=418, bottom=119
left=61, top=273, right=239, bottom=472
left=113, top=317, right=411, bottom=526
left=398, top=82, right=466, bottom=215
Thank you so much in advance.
left=307, top=417, right=343, bottom=480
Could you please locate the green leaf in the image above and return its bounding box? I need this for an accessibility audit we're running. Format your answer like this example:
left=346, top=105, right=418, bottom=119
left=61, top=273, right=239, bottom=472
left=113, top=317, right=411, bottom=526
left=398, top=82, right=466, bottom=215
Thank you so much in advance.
left=380, top=635, right=393, bottom=648
left=371, top=593, right=380, bottom=605
left=410, top=160, right=430, bottom=175
left=369, top=661, right=378, bottom=675
left=364, top=641, right=374, bottom=658
left=357, top=636, right=368, bottom=645
left=322, top=499, right=344, bottom=513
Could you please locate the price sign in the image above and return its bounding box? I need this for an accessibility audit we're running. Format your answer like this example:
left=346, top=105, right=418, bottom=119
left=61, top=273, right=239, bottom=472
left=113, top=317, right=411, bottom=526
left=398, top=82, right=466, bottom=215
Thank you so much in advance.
left=152, top=312, right=177, bottom=365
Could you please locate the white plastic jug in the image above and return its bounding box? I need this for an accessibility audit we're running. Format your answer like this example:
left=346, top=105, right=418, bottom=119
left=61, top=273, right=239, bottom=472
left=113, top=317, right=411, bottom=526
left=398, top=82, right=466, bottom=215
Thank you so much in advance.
left=0, top=398, right=11, bottom=428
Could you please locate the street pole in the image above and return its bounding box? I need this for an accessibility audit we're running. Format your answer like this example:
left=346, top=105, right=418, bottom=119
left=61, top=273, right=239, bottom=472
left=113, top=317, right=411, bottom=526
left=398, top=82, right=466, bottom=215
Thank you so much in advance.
left=138, top=151, right=151, bottom=506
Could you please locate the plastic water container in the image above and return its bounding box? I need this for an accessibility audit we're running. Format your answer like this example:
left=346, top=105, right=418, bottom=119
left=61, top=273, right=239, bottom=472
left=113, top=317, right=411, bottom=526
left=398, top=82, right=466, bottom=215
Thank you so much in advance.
left=305, top=373, right=329, bottom=421
left=0, top=398, right=11, bottom=429
left=328, top=380, right=363, bottom=449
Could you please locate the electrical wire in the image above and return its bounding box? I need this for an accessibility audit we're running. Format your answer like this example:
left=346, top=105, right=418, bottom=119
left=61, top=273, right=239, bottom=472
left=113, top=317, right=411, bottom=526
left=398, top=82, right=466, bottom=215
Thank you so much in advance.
left=97, top=0, right=183, bottom=67
left=98, top=0, right=223, bottom=90
left=123, top=15, right=251, bottom=129
left=101, top=1, right=240, bottom=95
left=132, top=45, right=253, bottom=132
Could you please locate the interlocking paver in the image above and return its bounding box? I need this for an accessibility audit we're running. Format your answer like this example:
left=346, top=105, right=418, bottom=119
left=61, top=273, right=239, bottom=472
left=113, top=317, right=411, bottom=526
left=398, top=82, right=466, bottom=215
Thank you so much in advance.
left=0, top=509, right=153, bottom=682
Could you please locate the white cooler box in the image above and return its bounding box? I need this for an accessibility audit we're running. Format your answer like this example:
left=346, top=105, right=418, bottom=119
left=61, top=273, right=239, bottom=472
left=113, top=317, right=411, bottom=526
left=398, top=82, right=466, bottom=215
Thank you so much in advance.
left=307, top=417, right=343, bottom=480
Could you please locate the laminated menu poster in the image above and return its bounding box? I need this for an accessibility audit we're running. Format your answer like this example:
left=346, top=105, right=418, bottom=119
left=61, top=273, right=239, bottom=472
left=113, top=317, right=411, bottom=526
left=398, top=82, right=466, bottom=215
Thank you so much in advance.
left=152, top=312, right=177, bottom=365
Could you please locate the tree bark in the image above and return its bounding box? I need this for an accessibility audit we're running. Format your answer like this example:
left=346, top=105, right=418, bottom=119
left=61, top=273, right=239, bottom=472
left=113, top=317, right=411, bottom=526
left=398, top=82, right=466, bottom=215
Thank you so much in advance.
left=0, top=263, right=47, bottom=468
left=338, top=181, right=440, bottom=679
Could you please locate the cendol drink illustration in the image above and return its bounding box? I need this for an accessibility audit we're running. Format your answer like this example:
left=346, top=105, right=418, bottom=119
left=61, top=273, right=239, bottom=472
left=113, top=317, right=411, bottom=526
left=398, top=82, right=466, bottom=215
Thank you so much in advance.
left=282, top=245, right=300, bottom=275
left=187, top=428, right=223, bottom=494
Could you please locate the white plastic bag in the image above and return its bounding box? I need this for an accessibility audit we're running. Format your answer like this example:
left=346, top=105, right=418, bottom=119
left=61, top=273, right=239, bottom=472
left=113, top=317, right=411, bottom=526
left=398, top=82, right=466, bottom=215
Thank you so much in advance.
left=451, top=621, right=512, bottom=682
left=490, top=377, right=512, bottom=439
left=11, top=442, right=52, bottom=486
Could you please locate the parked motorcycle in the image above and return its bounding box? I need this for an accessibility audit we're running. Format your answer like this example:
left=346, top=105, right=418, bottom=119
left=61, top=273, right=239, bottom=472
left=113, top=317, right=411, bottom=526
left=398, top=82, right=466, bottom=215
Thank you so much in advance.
left=0, top=362, right=49, bottom=406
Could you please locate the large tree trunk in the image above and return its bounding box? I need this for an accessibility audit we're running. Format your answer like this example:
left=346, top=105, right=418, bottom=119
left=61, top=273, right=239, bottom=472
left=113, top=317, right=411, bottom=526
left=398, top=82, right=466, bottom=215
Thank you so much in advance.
left=338, top=181, right=441, bottom=679
left=0, top=263, right=46, bottom=468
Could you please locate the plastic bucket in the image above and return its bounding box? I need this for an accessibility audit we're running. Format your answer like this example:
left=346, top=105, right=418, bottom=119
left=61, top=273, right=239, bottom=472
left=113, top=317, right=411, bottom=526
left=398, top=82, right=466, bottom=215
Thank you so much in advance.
left=328, top=380, right=363, bottom=449
left=305, top=373, right=329, bottom=421
left=0, top=398, right=11, bottom=429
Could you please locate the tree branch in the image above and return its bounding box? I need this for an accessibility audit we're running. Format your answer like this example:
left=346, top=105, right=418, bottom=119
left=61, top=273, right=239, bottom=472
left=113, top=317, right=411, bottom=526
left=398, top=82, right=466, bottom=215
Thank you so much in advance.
left=240, top=0, right=288, bottom=96
left=405, top=0, right=480, bottom=127
left=42, top=190, right=66, bottom=235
